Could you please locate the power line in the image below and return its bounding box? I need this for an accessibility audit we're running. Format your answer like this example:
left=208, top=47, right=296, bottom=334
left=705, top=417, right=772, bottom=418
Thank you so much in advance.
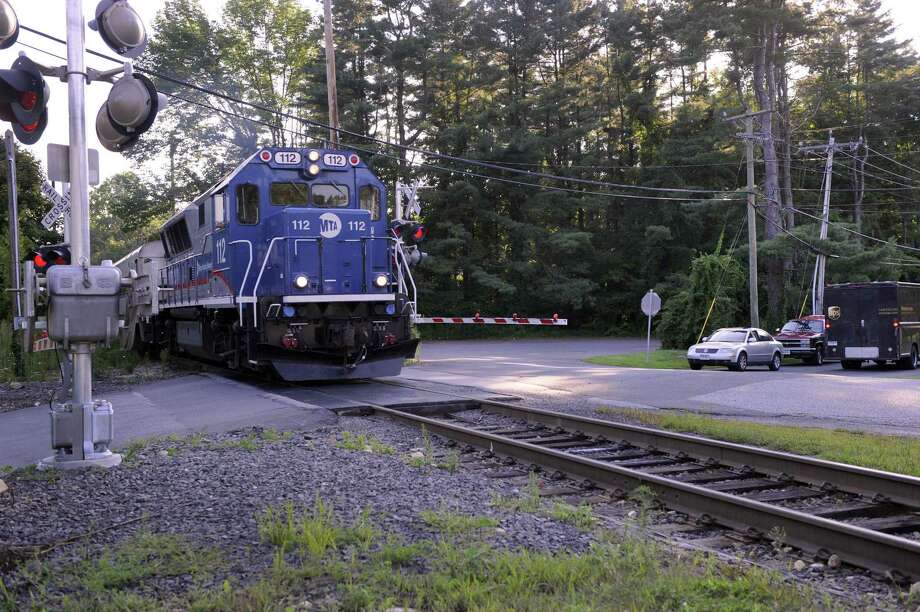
left=164, top=92, right=746, bottom=204
left=865, top=146, right=920, bottom=177
left=20, top=24, right=736, bottom=198
left=787, top=205, right=920, bottom=253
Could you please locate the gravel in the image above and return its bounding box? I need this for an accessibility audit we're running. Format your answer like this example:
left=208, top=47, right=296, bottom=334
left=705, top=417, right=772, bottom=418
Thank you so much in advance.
left=0, top=413, right=592, bottom=605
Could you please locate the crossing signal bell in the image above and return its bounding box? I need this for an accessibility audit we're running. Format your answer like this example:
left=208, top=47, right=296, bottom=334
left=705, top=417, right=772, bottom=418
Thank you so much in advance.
left=0, top=0, right=19, bottom=49
left=0, top=56, right=49, bottom=145
left=27, top=245, right=71, bottom=274
left=89, top=0, right=148, bottom=58
left=96, top=72, right=166, bottom=152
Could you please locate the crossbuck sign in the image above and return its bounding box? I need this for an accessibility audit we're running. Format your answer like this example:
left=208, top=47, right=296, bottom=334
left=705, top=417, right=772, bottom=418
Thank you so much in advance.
left=40, top=180, right=71, bottom=230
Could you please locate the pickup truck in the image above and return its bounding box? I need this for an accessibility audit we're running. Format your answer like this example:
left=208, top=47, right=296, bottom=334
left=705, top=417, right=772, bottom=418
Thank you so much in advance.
left=774, top=315, right=828, bottom=365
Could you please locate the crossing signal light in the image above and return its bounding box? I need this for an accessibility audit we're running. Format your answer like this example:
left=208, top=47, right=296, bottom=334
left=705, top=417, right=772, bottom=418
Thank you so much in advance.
left=27, top=245, right=71, bottom=274
left=392, top=221, right=427, bottom=244
left=0, top=56, right=49, bottom=145
left=96, top=72, right=166, bottom=152
left=89, top=0, right=148, bottom=58
left=0, top=0, right=19, bottom=49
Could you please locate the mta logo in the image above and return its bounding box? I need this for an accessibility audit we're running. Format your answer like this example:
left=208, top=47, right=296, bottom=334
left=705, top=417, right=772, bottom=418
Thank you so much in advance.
left=319, top=212, right=342, bottom=238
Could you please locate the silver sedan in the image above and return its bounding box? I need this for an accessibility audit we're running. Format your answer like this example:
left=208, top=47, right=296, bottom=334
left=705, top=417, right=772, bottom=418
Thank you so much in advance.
left=686, top=327, right=784, bottom=371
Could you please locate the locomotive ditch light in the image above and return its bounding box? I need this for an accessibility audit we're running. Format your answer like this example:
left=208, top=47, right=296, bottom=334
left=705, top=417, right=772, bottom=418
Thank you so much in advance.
left=374, top=274, right=389, bottom=288
left=89, top=0, right=148, bottom=58
left=96, top=72, right=167, bottom=152
left=0, top=0, right=19, bottom=50
left=0, top=55, right=50, bottom=145
left=294, top=274, right=309, bottom=289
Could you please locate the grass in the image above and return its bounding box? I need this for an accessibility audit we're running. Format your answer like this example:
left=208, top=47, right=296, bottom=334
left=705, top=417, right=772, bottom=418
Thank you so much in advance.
left=598, top=407, right=920, bottom=477
left=257, top=496, right=378, bottom=558
left=585, top=349, right=689, bottom=370
left=491, top=471, right=543, bottom=513
left=419, top=509, right=498, bottom=539
left=337, top=431, right=395, bottom=455
left=2, top=531, right=224, bottom=611
left=0, top=319, right=149, bottom=383
left=1, top=495, right=844, bottom=611
left=549, top=501, right=597, bottom=530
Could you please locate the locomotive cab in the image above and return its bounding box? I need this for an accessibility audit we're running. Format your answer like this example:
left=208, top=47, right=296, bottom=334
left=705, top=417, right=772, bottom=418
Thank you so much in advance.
left=139, top=147, right=419, bottom=380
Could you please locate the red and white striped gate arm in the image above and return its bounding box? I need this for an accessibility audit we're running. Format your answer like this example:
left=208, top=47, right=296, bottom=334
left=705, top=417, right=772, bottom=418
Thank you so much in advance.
left=412, top=315, right=567, bottom=326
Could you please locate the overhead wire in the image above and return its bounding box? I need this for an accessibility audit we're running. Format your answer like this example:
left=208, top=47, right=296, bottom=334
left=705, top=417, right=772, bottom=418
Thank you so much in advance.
left=163, top=92, right=746, bottom=204
left=20, top=24, right=737, bottom=198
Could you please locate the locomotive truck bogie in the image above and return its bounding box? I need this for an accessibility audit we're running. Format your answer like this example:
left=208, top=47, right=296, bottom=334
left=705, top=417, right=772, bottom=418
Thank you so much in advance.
left=116, top=147, right=420, bottom=380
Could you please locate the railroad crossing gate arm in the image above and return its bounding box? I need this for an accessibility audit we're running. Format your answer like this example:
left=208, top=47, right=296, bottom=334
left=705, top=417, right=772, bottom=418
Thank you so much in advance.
left=413, top=315, right=567, bottom=326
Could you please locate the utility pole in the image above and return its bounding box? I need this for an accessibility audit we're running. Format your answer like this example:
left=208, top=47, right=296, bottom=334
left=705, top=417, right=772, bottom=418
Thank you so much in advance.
left=725, top=109, right=773, bottom=329
left=322, top=0, right=340, bottom=148
left=744, top=116, right=760, bottom=329
left=798, top=135, right=859, bottom=315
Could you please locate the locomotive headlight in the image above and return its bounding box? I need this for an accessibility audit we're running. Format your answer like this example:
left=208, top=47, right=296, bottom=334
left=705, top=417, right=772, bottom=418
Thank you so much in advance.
left=308, top=149, right=320, bottom=162
left=294, top=274, right=309, bottom=289
left=374, top=274, right=389, bottom=288
left=308, top=163, right=320, bottom=176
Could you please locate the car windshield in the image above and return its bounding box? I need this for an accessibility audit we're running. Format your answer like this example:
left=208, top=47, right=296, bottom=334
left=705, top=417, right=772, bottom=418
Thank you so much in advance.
left=781, top=320, right=823, bottom=333
left=708, top=330, right=747, bottom=343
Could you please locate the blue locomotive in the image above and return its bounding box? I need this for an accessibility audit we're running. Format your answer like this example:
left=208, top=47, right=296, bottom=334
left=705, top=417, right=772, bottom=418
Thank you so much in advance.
left=116, top=147, right=421, bottom=380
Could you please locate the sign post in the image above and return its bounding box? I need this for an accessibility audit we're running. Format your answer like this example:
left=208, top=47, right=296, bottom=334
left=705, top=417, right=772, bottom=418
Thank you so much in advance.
left=640, top=290, right=662, bottom=363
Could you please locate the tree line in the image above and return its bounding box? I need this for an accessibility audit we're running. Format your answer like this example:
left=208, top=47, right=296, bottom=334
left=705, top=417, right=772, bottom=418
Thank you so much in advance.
left=3, top=0, right=920, bottom=344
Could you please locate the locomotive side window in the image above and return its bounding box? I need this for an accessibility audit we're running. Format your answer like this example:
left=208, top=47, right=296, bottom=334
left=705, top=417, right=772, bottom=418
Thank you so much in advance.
left=271, top=182, right=310, bottom=206
left=213, top=192, right=227, bottom=227
left=197, top=202, right=206, bottom=227
left=236, top=183, right=260, bottom=224
left=312, top=184, right=349, bottom=208
left=359, top=186, right=380, bottom=221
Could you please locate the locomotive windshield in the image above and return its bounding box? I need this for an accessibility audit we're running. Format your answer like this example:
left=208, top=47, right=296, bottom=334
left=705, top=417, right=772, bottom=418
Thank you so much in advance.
left=270, top=182, right=310, bottom=206
left=313, top=184, right=349, bottom=207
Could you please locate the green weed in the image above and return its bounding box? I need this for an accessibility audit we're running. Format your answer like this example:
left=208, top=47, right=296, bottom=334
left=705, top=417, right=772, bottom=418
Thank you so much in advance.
left=337, top=431, right=395, bottom=455
left=420, top=509, right=497, bottom=540
left=491, top=471, right=543, bottom=513
left=257, top=496, right=379, bottom=559
left=549, top=501, right=596, bottom=530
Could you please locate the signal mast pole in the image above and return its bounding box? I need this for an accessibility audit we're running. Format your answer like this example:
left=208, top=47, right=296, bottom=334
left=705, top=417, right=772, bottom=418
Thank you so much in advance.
left=65, top=0, right=94, bottom=416
left=322, top=0, right=340, bottom=147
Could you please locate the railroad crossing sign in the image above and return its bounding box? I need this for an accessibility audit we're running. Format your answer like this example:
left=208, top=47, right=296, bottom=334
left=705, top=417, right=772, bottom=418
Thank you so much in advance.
left=641, top=290, right=662, bottom=317
left=40, top=180, right=71, bottom=230
left=641, top=290, right=662, bottom=362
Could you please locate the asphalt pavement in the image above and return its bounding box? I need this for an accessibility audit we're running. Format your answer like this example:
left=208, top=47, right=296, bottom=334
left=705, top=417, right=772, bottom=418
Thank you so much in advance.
left=399, top=337, right=920, bottom=436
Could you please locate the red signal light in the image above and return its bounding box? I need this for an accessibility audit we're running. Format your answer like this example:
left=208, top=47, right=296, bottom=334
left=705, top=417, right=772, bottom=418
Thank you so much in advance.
left=19, top=89, right=35, bottom=111
left=412, top=226, right=427, bottom=242
left=33, top=253, right=46, bottom=269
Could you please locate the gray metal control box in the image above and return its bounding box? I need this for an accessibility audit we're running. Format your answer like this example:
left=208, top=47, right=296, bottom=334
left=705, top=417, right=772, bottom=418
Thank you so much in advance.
left=47, top=264, right=122, bottom=344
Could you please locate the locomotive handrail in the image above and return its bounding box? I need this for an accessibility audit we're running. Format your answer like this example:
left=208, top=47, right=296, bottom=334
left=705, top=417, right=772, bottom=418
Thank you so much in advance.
left=229, top=239, right=253, bottom=326
left=251, top=237, right=288, bottom=326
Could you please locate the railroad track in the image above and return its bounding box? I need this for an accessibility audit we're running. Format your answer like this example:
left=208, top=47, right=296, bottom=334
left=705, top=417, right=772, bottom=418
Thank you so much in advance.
left=364, top=392, right=920, bottom=582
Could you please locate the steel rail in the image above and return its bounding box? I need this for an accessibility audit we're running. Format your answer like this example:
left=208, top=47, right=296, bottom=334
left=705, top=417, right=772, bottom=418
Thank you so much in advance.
left=377, top=381, right=920, bottom=509
left=370, top=403, right=920, bottom=580
left=472, top=399, right=920, bottom=509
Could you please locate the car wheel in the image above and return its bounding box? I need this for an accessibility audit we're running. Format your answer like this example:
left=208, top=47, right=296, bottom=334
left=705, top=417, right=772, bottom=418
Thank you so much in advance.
left=730, top=352, right=748, bottom=372
left=689, top=361, right=703, bottom=371
left=841, top=360, right=861, bottom=370
left=769, top=352, right=782, bottom=371
left=900, top=345, right=919, bottom=370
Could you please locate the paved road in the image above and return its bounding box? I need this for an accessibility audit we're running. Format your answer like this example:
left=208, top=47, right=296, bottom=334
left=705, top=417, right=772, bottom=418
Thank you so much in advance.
left=399, top=338, right=920, bottom=436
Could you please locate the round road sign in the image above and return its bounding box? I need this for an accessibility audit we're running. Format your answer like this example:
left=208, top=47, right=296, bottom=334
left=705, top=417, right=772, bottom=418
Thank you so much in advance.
left=641, top=290, right=661, bottom=316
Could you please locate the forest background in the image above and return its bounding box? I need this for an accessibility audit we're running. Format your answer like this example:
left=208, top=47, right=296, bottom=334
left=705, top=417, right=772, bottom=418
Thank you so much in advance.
left=2, top=0, right=920, bottom=347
